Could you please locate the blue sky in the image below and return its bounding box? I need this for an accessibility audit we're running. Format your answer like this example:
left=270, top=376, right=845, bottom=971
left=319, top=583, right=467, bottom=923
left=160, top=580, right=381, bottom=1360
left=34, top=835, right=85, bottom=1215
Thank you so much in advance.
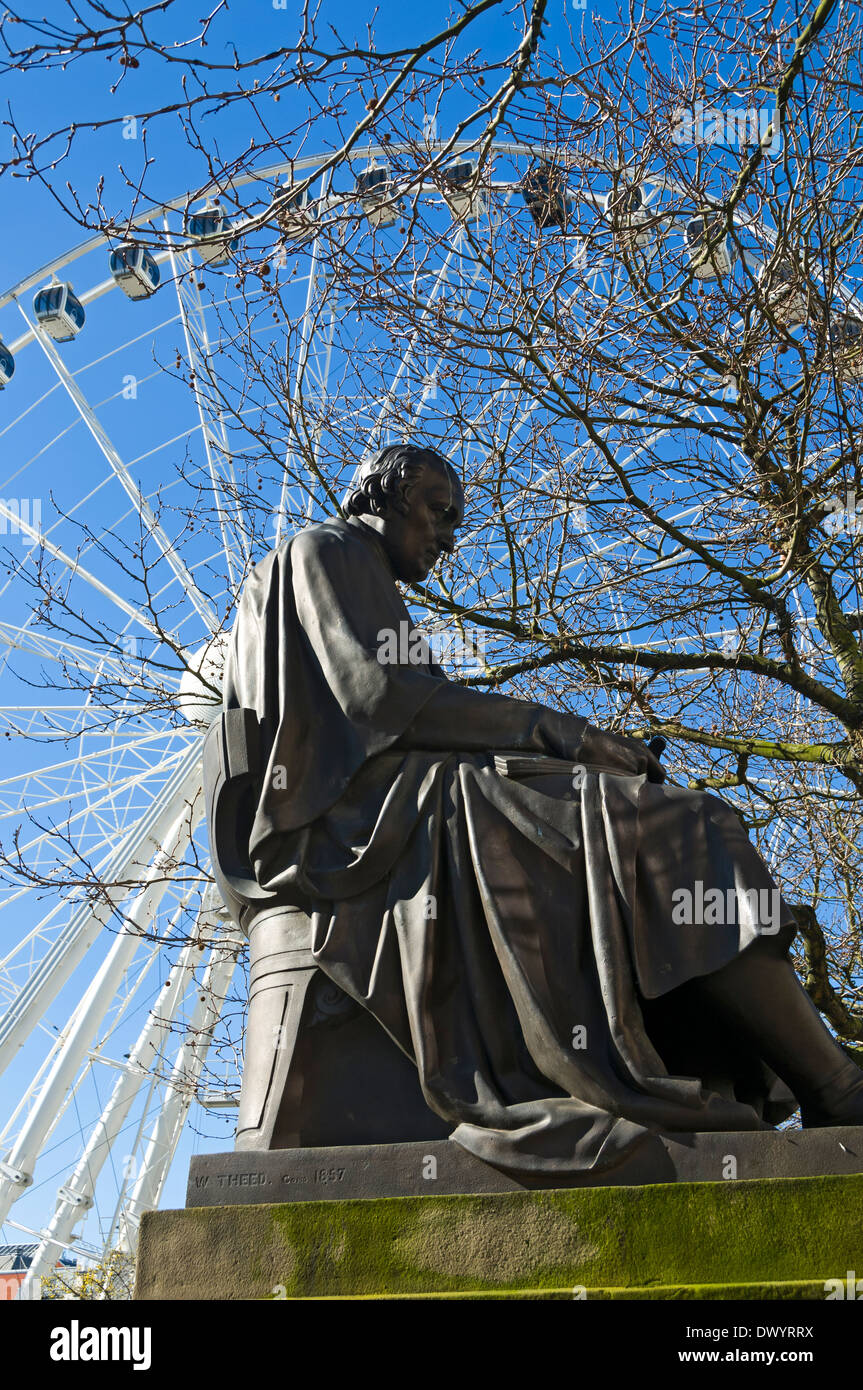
left=0, top=0, right=857, bottom=1267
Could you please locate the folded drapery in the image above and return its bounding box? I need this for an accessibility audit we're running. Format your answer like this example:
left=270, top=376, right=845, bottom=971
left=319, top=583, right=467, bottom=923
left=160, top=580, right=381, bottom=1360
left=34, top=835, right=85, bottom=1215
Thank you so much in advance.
left=250, top=746, right=796, bottom=1180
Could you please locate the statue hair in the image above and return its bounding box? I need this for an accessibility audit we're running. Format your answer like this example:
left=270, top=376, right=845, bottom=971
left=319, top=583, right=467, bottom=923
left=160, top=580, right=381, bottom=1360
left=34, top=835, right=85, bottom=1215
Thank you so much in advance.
left=345, top=444, right=458, bottom=518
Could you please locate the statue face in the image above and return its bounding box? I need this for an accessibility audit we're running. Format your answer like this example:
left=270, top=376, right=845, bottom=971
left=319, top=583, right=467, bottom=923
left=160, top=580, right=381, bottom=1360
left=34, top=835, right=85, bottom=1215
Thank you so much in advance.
left=379, top=464, right=464, bottom=582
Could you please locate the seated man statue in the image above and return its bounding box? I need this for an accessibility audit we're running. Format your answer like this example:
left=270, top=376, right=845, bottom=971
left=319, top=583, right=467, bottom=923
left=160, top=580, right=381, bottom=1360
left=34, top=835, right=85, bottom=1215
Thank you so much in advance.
left=211, top=441, right=863, bottom=1179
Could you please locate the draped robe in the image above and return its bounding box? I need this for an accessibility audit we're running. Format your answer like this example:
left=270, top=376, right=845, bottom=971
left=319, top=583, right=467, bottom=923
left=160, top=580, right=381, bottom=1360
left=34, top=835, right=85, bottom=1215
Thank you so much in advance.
left=220, top=514, right=798, bottom=1179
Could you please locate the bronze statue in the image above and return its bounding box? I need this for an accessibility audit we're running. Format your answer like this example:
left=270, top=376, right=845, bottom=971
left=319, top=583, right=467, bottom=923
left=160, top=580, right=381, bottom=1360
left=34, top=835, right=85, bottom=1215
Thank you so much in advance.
left=204, top=443, right=863, bottom=1180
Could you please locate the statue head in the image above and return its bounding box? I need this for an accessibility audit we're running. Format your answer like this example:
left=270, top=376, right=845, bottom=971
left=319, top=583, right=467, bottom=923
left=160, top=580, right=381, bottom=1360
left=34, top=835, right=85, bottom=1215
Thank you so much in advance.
left=344, top=443, right=464, bottom=582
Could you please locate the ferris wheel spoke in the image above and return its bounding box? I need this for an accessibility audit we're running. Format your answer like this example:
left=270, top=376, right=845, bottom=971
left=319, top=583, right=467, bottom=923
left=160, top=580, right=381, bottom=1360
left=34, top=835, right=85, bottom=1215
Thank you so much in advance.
left=289, top=287, right=338, bottom=530
left=451, top=364, right=704, bottom=606
left=275, top=179, right=339, bottom=542
left=0, top=325, right=202, bottom=618
left=366, top=229, right=471, bottom=448
left=0, top=498, right=165, bottom=641
left=377, top=201, right=522, bottom=447
left=1, top=917, right=175, bottom=1153
left=0, top=966, right=189, bottom=1273
left=0, top=751, right=200, bottom=941
left=164, top=222, right=249, bottom=588
left=0, top=726, right=187, bottom=783
left=0, top=459, right=133, bottom=620
left=18, top=303, right=219, bottom=636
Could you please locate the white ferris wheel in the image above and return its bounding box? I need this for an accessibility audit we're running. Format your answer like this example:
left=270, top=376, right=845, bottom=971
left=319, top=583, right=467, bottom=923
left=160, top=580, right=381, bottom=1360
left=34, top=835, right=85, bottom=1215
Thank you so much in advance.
left=0, top=137, right=852, bottom=1294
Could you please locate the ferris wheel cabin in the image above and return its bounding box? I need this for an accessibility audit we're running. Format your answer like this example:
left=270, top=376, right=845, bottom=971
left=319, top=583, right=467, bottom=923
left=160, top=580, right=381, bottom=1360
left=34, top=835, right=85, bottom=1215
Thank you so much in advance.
left=275, top=184, right=316, bottom=241
left=187, top=201, right=239, bottom=267
left=109, top=243, right=161, bottom=300
left=520, top=161, right=572, bottom=230
left=829, top=313, right=863, bottom=381
left=758, top=258, right=810, bottom=329
left=440, top=157, right=484, bottom=220
left=603, top=183, right=651, bottom=250
left=685, top=215, right=735, bottom=279
left=0, top=340, right=14, bottom=388
left=33, top=282, right=86, bottom=341
left=355, top=166, right=401, bottom=228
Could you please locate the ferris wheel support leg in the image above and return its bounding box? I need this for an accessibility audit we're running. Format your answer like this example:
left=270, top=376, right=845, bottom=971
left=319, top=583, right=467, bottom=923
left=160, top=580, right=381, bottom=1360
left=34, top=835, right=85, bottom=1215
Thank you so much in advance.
left=117, top=927, right=242, bottom=1256
left=0, top=743, right=202, bottom=1077
left=0, top=931, right=166, bottom=1153
left=16, top=919, right=203, bottom=1295
left=0, top=795, right=202, bottom=1229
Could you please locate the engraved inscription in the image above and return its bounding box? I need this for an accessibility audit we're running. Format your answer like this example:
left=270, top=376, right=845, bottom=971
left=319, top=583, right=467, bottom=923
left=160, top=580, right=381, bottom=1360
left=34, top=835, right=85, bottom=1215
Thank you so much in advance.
left=277, top=1167, right=348, bottom=1186
left=313, top=1167, right=346, bottom=1183
left=214, top=1171, right=269, bottom=1188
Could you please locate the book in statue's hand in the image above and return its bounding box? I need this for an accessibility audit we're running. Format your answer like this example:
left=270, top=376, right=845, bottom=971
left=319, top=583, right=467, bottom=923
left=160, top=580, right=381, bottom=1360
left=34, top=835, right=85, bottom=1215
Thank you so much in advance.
left=493, top=753, right=584, bottom=778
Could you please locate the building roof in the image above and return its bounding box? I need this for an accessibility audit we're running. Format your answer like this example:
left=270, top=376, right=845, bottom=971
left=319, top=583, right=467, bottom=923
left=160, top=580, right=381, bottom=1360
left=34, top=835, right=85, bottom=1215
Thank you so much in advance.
left=0, top=1243, right=76, bottom=1272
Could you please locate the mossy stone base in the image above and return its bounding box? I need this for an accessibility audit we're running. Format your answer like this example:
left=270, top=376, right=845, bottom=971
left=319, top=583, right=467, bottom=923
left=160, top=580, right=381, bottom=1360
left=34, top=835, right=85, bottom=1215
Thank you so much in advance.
left=134, top=1173, right=863, bottom=1300
left=282, top=1280, right=830, bottom=1300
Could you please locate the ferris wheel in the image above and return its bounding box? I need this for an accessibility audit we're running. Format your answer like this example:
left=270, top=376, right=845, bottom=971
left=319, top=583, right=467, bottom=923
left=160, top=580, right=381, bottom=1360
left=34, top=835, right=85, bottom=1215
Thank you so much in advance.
left=0, top=136, right=853, bottom=1294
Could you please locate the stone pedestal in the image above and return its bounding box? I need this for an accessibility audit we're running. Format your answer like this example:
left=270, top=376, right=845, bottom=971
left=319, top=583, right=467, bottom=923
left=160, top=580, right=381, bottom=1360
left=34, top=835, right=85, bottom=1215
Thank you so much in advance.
left=134, top=1134, right=863, bottom=1300
left=185, top=1125, right=863, bottom=1207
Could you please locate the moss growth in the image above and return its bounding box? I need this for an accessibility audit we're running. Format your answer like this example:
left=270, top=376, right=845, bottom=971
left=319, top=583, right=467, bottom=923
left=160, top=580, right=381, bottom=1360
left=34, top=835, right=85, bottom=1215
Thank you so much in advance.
left=280, top=1279, right=830, bottom=1301
left=136, top=1173, right=863, bottom=1301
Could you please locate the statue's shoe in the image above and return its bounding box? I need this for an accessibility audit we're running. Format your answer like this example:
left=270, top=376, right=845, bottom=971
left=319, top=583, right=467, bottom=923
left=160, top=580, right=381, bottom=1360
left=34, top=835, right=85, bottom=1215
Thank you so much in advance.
left=800, top=1058, right=863, bottom=1128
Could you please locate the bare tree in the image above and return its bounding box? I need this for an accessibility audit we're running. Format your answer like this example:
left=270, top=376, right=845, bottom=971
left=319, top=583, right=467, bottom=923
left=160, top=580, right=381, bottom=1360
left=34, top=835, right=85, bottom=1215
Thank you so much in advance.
left=1, top=0, right=861, bottom=1080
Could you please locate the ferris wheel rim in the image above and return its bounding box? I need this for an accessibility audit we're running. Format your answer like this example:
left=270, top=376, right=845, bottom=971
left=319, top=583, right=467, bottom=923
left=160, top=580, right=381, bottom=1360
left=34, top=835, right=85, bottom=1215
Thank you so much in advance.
left=2, top=133, right=809, bottom=317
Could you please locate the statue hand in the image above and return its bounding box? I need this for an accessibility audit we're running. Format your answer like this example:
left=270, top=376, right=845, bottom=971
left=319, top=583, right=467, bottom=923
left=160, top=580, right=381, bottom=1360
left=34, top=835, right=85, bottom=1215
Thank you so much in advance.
left=572, top=724, right=666, bottom=784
